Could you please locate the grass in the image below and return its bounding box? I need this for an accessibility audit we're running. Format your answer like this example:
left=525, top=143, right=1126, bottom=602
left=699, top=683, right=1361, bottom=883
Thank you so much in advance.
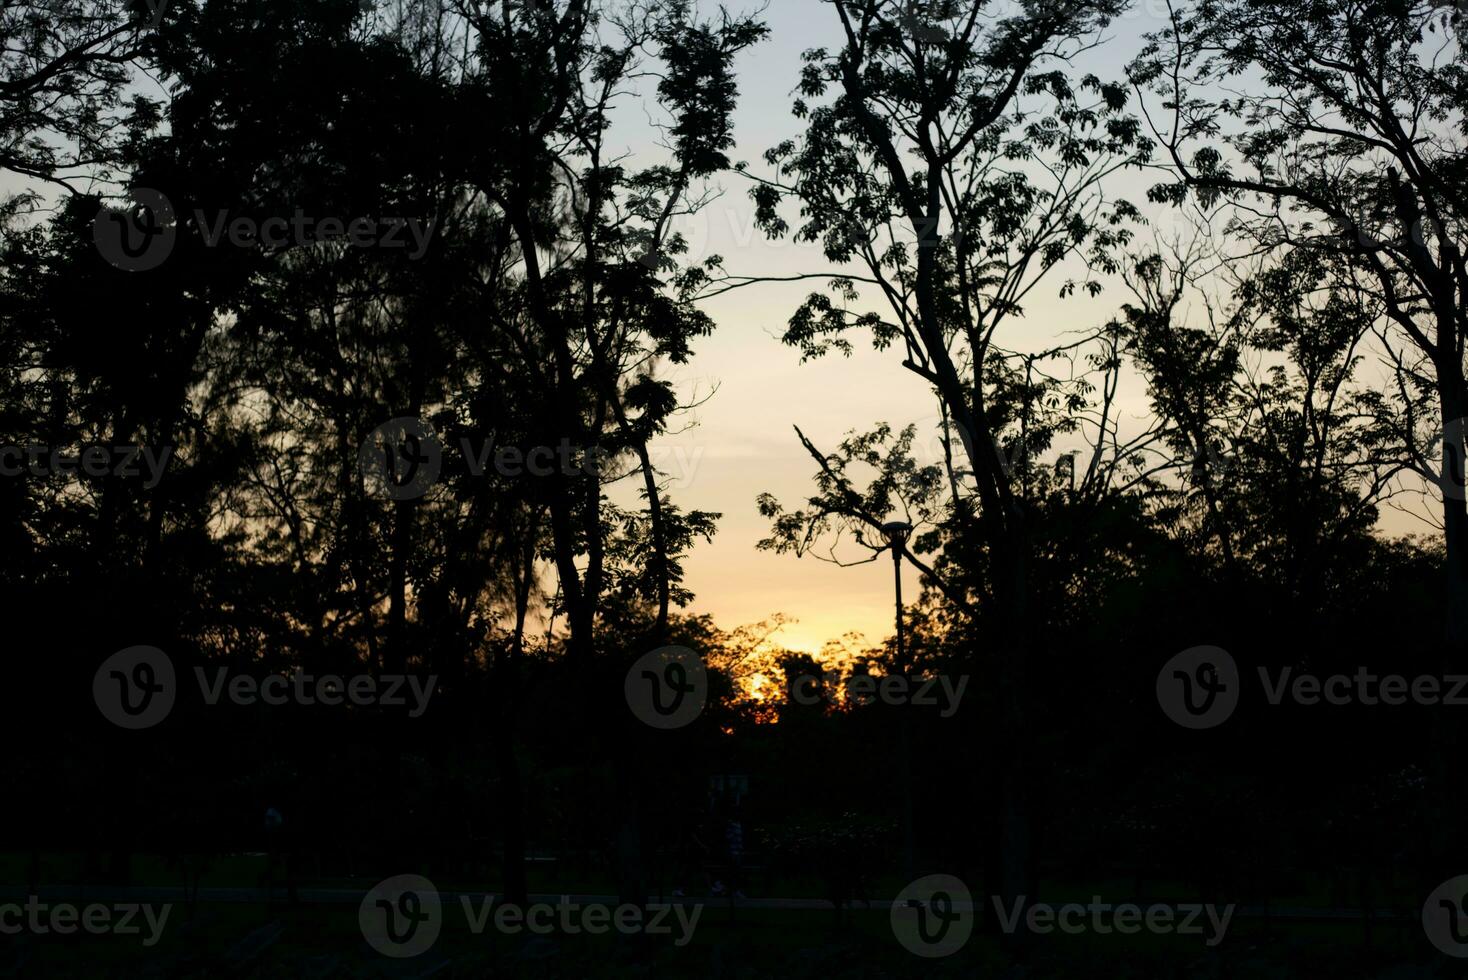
left=1, top=852, right=1458, bottom=977
left=0, top=901, right=1455, bottom=978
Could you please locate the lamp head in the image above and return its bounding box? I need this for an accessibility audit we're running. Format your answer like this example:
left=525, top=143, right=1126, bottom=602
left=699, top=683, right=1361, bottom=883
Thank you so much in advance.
left=880, top=520, right=913, bottom=549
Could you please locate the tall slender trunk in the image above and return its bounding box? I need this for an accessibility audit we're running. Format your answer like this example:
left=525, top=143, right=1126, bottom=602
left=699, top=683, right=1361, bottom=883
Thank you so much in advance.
left=1439, top=375, right=1468, bottom=661
left=386, top=494, right=412, bottom=675
left=1431, top=367, right=1468, bottom=872
left=498, top=528, right=535, bottom=906
left=994, top=523, right=1033, bottom=924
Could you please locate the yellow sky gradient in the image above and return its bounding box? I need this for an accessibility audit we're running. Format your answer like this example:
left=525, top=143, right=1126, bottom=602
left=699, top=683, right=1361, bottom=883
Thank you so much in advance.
left=3, top=0, right=1442, bottom=656
left=629, top=0, right=1442, bottom=655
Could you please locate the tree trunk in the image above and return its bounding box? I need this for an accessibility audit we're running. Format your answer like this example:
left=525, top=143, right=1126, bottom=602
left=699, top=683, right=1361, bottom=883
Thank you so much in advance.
left=1431, top=368, right=1468, bottom=873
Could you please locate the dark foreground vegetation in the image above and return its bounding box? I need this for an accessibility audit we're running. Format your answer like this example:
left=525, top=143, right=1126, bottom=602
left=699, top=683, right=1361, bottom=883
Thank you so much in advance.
left=2, top=0, right=1466, bottom=974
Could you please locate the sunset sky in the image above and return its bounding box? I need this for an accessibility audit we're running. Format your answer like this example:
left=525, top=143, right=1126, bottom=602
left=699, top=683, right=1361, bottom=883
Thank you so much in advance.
left=629, top=0, right=1440, bottom=653
left=635, top=1, right=1179, bottom=653
left=6, top=0, right=1438, bottom=655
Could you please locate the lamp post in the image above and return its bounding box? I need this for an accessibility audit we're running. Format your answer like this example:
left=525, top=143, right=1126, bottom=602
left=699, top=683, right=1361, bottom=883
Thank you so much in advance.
left=881, top=521, right=913, bottom=672
left=880, top=520, right=915, bottom=883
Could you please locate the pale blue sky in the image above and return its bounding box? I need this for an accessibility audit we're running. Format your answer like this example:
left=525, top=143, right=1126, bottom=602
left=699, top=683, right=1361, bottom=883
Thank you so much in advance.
left=638, top=0, right=1174, bottom=651
left=633, top=0, right=1437, bottom=652
left=4, top=0, right=1436, bottom=655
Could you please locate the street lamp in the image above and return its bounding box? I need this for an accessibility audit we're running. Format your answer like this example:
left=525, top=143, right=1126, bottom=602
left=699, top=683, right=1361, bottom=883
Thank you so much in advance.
left=881, top=521, right=913, bottom=672
left=880, top=520, right=915, bottom=884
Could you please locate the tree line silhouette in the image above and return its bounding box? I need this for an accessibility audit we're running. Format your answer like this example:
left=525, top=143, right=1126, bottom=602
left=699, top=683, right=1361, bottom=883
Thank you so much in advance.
left=1, top=0, right=1465, bottom=971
